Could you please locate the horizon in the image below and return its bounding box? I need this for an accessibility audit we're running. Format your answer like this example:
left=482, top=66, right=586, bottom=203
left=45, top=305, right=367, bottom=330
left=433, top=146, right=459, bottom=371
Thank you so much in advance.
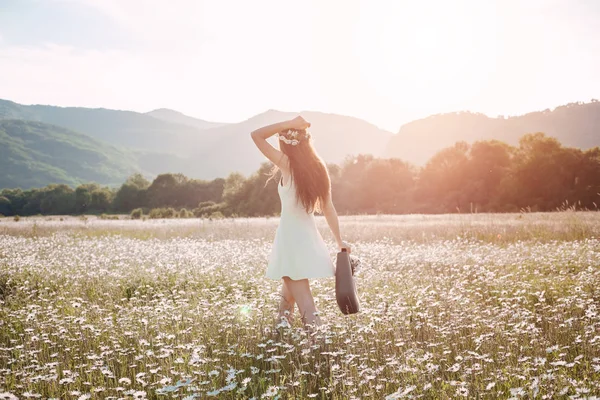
left=1, top=0, right=600, bottom=131
left=3, top=96, right=598, bottom=133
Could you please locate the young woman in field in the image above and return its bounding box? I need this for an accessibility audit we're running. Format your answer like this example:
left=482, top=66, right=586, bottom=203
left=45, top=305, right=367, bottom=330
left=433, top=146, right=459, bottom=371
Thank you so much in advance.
left=251, top=116, right=350, bottom=329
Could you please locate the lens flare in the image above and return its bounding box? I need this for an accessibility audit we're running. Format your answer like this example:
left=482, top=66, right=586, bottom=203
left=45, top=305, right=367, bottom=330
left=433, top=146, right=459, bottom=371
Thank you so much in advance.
left=239, top=305, right=251, bottom=315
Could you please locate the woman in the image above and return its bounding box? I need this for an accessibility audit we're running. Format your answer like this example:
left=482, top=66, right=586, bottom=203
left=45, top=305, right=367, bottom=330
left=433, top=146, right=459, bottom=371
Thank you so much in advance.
left=251, top=116, right=350, bottom=329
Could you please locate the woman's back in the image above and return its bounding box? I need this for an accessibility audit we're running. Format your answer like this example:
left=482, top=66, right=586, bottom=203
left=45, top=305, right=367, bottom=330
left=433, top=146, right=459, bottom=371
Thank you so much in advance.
left=278, top=175, right=317, bottom=221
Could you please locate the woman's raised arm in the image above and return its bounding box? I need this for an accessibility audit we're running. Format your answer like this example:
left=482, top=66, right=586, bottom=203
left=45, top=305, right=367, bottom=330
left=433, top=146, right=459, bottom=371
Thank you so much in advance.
left=250, top=116, right=310, bottom=169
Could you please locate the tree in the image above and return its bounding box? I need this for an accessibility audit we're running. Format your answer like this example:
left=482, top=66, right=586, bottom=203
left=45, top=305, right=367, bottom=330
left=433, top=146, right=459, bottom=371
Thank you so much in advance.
left=75, top=183, right=100, bottom=213
left=0, top=132, right=597, bottom=216
left=465, top=140, right=514, bottom=211
left=0, top=196, right=12, bottom=216
left=332, top=156, right=416, bottom=214
left=126, top=173, right=151, bottom=189
left=225, top=163, right=280, bottom=216
left=333, top=155, right=375, bottom=214
left=509, top=133, right=579, bottom=210
left=146, top=173, right=188, bottom=208
left=0, top=189, right=25, bottom=215
left=21, top=189, right=43, bottom=215
left=113, top=173, right=150, bottom=212
left=179, top=178, right=225, bottom=208
left=90, top=188, right=114, bottom=212
left=416, top=142, right=470, bottom=212
left=222, top=172, right=246, bottom=205
left=40, top=184, right=76, bottom=215
left=573, top=148, right=600, bottom=209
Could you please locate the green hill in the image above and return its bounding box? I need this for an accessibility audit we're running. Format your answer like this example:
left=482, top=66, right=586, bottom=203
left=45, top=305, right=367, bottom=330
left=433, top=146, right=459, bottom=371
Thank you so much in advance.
left=0, top=119, right=139, bottom=189
left=0, top=99, right=215, bottom=155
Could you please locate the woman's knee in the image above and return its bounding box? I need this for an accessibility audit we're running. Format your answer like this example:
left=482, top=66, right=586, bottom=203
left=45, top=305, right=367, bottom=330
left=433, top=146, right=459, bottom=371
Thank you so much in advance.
left=283, top=277, right=308, bottom=291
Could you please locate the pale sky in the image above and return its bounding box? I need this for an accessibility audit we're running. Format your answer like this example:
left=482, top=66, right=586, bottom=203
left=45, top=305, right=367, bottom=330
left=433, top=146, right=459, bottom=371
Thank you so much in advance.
left=1, top=0, right=599, bottom=131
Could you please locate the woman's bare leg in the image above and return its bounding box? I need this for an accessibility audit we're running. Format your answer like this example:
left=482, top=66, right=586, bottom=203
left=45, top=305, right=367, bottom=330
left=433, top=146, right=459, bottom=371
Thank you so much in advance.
left=282, top=276, right=321, bottom=329
left=277, top=278, right=295, bottom=325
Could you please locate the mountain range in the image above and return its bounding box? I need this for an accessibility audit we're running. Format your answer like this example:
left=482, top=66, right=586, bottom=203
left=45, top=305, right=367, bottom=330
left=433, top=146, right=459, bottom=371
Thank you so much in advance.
left=146, top=108, right=226, bottom=131
left=386, top=101, right=600, bottom=164
left=1, top=98, right=599, bottom=189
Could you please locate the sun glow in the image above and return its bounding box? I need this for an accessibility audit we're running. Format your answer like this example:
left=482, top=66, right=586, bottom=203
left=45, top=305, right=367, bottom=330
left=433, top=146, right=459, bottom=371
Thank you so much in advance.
left=353, top=1, right=499, bottom=118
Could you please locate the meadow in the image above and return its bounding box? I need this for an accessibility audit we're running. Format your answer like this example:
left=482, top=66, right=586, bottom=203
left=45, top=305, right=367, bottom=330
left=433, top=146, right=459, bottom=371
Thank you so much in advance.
left=0, top=213, right=599, bottom=399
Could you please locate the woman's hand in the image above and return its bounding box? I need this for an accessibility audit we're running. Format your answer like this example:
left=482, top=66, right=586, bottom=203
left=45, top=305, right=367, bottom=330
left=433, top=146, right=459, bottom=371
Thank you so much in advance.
left=339, top=241, right=352, bottom=254
left=287, top=116, right=311, bottom=130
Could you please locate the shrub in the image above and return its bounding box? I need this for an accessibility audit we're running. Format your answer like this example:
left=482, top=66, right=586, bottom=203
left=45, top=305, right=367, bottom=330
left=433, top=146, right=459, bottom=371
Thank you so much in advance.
left=147, top=208, right=177, bottom=219
left=198, top=201, right=216, bottom=209
left=209, top=211, right=225, bottom=220
left=100, top=214, right=119, bottom=220
left=148, top=208, right=164, bottom=219
left=194, top=202, right=228, bottom=218
left=130, top=208, right=144, bottom=220
left=178, top=208, right=190, bottom=218
left=13, top=215, right=20, bottom=222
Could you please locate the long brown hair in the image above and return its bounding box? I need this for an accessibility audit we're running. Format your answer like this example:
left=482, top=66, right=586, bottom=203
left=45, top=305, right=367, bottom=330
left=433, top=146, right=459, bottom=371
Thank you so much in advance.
left=269, top=129, right=331, bottom=213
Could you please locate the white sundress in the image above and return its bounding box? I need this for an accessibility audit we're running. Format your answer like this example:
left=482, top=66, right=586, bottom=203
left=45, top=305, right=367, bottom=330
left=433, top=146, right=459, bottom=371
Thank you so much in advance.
left=265, top=175, right=335, bottom=281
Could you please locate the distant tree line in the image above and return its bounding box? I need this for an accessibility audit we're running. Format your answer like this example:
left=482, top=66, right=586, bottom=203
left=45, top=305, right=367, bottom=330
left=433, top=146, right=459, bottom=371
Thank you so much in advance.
left=1, top=133, right=599, bottom=218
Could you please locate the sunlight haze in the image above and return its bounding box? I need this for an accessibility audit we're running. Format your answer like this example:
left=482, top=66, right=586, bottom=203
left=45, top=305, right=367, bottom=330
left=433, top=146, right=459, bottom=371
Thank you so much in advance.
left=1, top=0, right=599, bottom=131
